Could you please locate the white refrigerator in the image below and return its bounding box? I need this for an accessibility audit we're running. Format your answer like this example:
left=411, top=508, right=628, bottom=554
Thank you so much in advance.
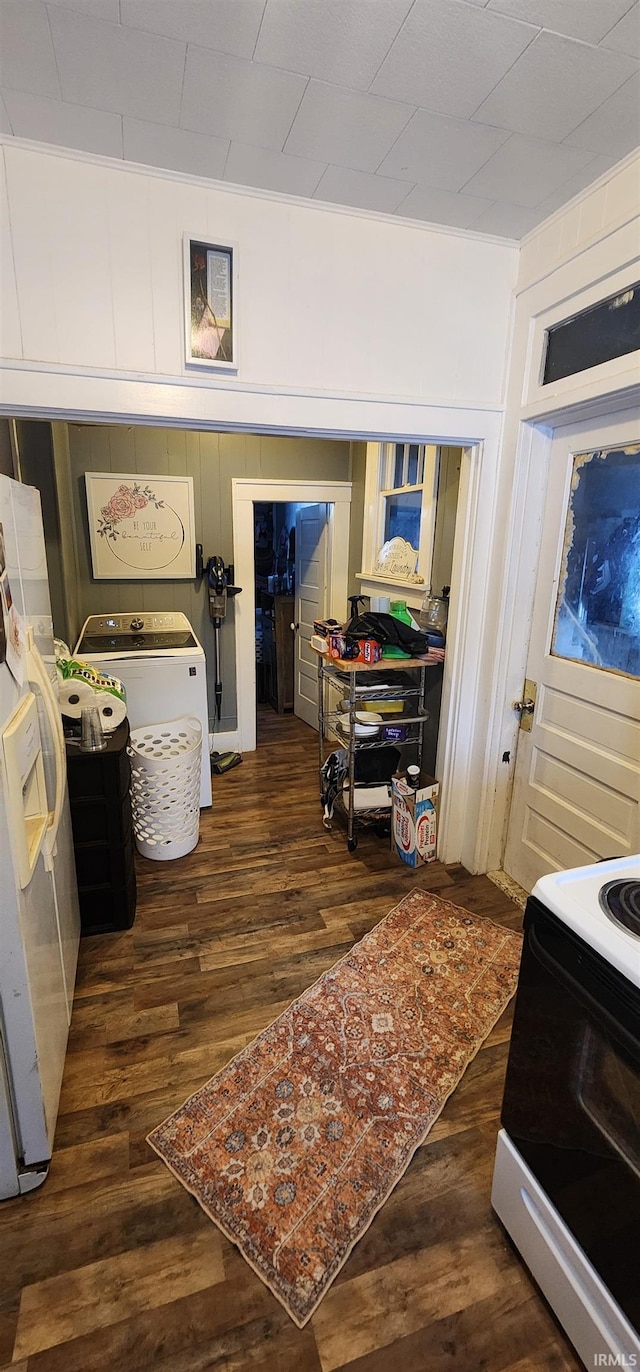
left=0, top=474, right=80, bottom=1198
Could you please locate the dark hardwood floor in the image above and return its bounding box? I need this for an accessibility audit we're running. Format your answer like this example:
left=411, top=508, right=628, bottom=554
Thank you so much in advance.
left=0, top=709, right=581, bottom=1372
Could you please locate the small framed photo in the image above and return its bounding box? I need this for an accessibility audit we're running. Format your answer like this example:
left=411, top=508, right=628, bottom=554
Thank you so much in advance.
left=184, top=235, right=237, bottom=371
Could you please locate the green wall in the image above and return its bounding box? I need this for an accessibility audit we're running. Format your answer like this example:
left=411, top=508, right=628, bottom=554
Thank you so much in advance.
left=66, top=424, right=351, bottom=733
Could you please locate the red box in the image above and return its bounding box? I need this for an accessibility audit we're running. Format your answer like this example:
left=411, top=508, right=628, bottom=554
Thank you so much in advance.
left=327, top=635, right=383, bottom=664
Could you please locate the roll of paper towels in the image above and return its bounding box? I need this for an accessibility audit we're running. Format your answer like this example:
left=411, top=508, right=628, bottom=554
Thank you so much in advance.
left=58, top=677, right=96, bottom=719
left=92, top=689, right=127, bottom=732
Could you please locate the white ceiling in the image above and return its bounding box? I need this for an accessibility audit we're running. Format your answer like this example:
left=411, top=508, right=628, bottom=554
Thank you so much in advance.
left=0, top=0, right=638, bottom=239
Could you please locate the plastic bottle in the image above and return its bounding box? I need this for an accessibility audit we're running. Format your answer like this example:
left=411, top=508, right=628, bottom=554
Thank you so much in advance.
left=384, top=599, right=413, bottom=657
left=389, top=599, right=412, bottom=625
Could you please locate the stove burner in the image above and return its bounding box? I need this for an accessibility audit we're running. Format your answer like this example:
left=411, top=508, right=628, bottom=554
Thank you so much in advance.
left=598, top=879, right=640, bottom=938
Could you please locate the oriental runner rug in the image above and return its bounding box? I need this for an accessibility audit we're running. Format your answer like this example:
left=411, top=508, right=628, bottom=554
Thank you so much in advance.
left=148, top=889, right=522, bottom=1326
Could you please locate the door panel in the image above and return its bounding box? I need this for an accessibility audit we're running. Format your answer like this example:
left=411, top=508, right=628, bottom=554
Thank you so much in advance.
left=294, top=504, right=328, bottom=730
left=530, top=752, right=635, bottom=845
left=504, top=411, right=640, bottom=890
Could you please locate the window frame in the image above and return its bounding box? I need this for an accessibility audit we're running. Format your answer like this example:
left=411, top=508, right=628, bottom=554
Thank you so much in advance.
left=524, top=260, right=640, bottom=416
left=364, top=442, right=440, bottom=586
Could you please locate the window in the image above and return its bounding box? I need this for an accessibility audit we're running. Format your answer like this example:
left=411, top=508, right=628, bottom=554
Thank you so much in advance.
left=359, top=442, right=440, bottom=585
left=384, top=489, right=422, bottom=547
left=379, top=442, right=432, bottom=570
left=381, top=443, right=426, bottom=554
left=552, top=441, right=640, bottom=679
left=359, top=442, right=462, bottom=593
left=543, top=283, right=640, bottom=385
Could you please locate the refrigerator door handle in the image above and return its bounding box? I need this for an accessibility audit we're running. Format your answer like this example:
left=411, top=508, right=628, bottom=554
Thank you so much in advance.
left=25, top=627, right=65, bottom=869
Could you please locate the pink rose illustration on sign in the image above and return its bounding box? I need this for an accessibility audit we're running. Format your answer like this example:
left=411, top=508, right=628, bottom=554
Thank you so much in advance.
left=97, top=483, right=164, bottom=541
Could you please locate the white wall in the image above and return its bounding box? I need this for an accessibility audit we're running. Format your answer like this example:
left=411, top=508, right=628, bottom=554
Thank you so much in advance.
left=480, top=149, right=640, bottom=873
left=0, top=140, right=518, bottom=427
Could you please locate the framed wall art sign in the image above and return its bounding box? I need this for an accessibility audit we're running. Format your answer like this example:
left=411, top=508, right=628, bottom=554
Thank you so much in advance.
left=184, top=235, right=237, bottom=371
left=85, top=473, right=196, bottom=580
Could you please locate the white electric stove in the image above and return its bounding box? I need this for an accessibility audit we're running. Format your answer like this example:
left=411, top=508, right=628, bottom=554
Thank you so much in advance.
left=75, top=613, right=211, bottom=807
left=493, top=854, right=640, bottom=1370
left=534, top=855, right=640, bottom=988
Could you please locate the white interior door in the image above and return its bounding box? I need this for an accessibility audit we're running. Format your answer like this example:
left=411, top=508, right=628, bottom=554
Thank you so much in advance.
left=504, top=410, right=640, bottom=891
left=294, top=504, right=329, bottom=730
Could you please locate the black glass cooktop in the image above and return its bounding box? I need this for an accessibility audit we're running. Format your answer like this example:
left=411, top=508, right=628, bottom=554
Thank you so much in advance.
left=79, top=632, right=197, bottom=652
left=598, top=879, right=640, bottom=938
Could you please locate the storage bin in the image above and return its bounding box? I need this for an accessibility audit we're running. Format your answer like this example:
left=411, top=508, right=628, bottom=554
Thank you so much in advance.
left=128, top=716, right=202, bottom=861
left=65, top=719, right=137, bottom=934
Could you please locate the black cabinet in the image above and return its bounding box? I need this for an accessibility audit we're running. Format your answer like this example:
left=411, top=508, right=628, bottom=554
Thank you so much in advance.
left=259, top=592, right=294, bottom=713
left=66, top=720, right=137, bottom=935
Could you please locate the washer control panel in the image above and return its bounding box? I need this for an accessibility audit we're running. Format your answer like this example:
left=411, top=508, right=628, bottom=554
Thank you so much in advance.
left=80, top=612, right=190, bottom=636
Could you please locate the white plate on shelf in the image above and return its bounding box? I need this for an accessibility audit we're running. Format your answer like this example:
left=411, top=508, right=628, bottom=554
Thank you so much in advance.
left=337, top=710, right=383, bottom=738
left=342, top=782, right=391, bottom=809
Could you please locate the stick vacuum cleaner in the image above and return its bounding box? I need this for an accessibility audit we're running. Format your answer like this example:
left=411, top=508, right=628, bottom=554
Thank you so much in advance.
left=206, top=555, right=243, bottom=773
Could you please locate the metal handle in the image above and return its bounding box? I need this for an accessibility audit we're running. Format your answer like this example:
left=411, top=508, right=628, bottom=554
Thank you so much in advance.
left=25, top=628, right=65, bottom=869
left=514, top=698, right=535, bottom=716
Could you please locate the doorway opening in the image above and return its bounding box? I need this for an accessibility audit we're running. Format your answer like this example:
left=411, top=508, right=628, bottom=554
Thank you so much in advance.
left=3, top=408, right=503, bottom=870
left=233, top=443, right=464, bottom=772
left=254, top=500, right=317, bottom=721
left=233, top=479, right=352, bottom=754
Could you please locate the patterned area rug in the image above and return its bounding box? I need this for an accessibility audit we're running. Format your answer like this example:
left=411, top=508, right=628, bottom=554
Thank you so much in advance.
left=148, top=890, right=522, bottom=1326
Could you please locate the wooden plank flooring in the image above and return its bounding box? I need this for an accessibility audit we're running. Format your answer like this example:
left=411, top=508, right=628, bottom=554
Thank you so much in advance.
left=0, top=710, right=582, bottom=1372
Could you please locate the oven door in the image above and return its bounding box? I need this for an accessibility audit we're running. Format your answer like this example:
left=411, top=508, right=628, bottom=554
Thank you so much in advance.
left=501, top=896, right=640, bottom=1332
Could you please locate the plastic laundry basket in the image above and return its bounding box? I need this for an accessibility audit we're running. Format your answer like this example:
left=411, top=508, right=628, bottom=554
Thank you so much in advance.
left=128, top=715, right=202, bottom=860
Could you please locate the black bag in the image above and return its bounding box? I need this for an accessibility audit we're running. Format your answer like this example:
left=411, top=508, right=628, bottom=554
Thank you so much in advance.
left=354, top=746, right=400, bottom=784
left=346, top=611, right=431, bottom=657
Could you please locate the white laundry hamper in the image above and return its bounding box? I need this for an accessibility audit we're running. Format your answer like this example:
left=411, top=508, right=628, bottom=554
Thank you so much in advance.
left=128, top=715, right=203, bottom=860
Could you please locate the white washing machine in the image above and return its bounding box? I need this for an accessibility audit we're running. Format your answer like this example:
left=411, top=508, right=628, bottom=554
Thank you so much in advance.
left=74, top=612, right=211, bottom=807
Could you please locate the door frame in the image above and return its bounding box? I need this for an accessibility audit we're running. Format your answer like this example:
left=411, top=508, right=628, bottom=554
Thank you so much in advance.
left=294, top=501, right=330, bottom=731
left=232, top=479, right=351, bottom=753
left=503, top=411, right=640, bottom=888
left=485, top=387, right=640, bottom=881
left=1, top=380, right=508, bottom=871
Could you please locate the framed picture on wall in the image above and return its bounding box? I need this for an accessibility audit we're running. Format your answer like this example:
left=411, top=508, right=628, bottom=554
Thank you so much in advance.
left=85, top=473, right=196, bottom=579
left=184, top=235, right=237, bottom=371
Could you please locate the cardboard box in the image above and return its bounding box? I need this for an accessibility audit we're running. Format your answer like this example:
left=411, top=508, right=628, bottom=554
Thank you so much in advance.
left=327, top=634, right=383, bottom=664
left=391, top=769, right=439, bottom=867
left=382, top=722, right=409, bottom=741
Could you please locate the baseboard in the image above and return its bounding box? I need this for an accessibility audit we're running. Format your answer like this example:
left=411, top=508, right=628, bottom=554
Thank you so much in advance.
left=209, top=729, right=241, bottom=754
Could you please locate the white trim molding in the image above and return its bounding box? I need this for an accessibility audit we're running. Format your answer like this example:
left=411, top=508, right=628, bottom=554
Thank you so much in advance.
left=209, top=729, right=241, bottom=755
left=478, top=165, right=640, bottom=877
left=0, top=134, right=517, bottom=249
left=356, top=573, right=426, bottom=609
left=523, top=252, right=640, bottom=416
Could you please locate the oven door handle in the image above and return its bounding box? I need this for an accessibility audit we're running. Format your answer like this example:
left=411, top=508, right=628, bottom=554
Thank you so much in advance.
left=528, top=922, right=640, bottom=1064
